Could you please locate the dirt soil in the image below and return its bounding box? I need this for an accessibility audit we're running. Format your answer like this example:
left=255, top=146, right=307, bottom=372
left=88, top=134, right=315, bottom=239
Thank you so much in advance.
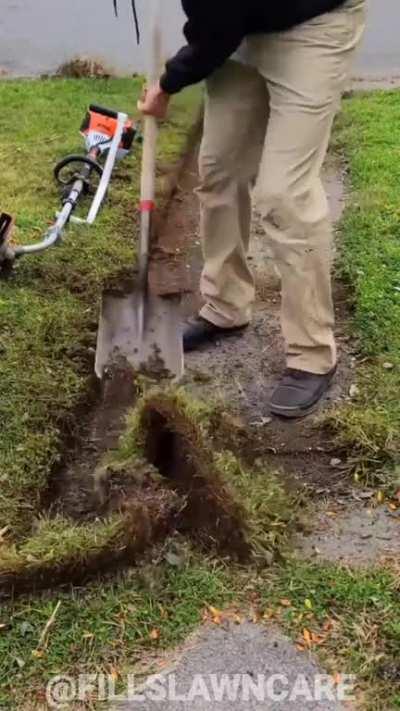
left=47, top=362, right=140, bottom=520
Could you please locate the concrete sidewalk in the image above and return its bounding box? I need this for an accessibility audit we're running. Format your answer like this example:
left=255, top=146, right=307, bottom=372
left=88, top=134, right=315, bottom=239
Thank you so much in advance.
left=112, top=623, right=352, bottom=710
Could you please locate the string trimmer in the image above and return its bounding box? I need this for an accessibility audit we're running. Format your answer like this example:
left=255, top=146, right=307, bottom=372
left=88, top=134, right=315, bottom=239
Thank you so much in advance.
left=0, top=105, right=137, bottom=274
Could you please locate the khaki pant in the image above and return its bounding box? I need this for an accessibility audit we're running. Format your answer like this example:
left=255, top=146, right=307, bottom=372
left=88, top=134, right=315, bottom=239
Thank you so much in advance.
left=197, top=0, right=366, bottom=374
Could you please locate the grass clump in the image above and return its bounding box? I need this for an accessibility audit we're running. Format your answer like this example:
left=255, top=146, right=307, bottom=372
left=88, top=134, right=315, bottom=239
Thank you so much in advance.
left=0, top=515, right=136, bottom=588
left=114, top=387, right=296, bottom=562
left=0, top=488, right=179, bottom=595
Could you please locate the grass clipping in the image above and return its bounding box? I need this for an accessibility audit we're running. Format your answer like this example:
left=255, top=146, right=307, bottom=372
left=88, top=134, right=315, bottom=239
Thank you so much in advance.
left=0, top=388, right=293, bottom=595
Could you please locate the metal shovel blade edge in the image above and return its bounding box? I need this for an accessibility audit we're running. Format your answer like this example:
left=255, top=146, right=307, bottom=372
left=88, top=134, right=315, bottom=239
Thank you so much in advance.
left=95, top=291, right=184, bottom=380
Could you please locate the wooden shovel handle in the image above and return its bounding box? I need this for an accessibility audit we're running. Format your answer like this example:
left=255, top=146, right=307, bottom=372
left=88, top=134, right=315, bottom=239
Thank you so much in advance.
left=138, top=9, right=162, bottom=265
left=140, top=115, right=158, bottom=208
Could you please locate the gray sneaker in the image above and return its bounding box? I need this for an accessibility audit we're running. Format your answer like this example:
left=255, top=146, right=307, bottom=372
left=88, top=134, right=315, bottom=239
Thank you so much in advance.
left=269, top=367, right=337, bottom=419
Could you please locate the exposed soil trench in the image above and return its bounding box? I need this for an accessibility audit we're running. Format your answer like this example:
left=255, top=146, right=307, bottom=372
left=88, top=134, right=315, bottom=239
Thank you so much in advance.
left=43, top=137, right=204, bottom=524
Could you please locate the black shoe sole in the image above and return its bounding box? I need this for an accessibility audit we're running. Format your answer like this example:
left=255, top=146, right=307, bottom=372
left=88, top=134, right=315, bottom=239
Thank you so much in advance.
left=269, top=399, right=321, bottom=420
left=184, top=324, right=248, bottom=353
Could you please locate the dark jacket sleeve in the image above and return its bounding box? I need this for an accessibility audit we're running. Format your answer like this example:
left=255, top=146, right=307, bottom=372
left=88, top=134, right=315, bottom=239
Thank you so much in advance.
left=160, top=0, right=246, bottom=94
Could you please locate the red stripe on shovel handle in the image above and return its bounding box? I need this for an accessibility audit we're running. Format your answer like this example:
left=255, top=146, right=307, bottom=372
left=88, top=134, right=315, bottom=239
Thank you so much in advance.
left=140, top=200, right=155, bottom=212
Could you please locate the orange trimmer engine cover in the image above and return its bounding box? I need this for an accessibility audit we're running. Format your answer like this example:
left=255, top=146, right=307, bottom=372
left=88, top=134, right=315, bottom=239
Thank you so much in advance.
left=81, top=105, right=136, bottom=156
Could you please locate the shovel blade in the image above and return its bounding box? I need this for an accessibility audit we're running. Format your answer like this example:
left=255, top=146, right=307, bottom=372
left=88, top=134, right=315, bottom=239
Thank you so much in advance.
left=95, top=291, right=184, bottom=379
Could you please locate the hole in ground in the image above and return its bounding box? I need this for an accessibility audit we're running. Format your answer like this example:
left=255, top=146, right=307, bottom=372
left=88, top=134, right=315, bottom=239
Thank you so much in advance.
left=142, top=406, right=252, bottom=561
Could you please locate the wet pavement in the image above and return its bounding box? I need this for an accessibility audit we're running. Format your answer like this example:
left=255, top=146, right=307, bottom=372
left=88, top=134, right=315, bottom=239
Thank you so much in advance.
left=0, top=0, right=184, bottom=77
left=1, top=0, right=399, bottom=79
left=355, top=0, right=400, bottom=77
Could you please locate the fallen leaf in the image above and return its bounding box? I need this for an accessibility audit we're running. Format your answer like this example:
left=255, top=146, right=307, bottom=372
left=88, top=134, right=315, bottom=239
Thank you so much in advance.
left=158, top=604, right=169, bottom=620
left=0, top=525, right=10, bottom=542
left=296, top=644, right=305, bottom=652
left=250, top=417, right=272, bottom=427
left=32, top=650, right=44, bottom=659
left=149, top=628, right=160, bottom=641
left=304, top=598, right=313, bottom=610
left=310, top=632, right=325, bottom=645
left=263, top=609, right=274, bottom=621
left=303, top=628, right=312, bottom=647
left=377, top=491, right=385, bottom=504
left=279, top=599, right=292, bottom=607
left=323, top=619, right=334, bottom=631
left=383, top=362, right=394, bottom=370
left=332, top=673, right=342, bottom=685
left=250, top=609, right=261, bottom=624
left=208, top=606, right=223, bottom=625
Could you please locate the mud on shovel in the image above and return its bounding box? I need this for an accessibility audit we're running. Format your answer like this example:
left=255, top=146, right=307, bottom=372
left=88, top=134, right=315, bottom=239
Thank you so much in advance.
left=95, top=8, right=184, bottom=380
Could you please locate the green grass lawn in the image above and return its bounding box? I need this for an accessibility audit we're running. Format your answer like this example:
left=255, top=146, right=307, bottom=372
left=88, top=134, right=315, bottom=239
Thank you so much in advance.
left=1, top=553, right=399, bottom=709
left=1, top=83, right=400, bottom=711
left=0, top=554, right=233, bottom=708
left=328, top=90, right=400, bottom=481
left=0, top=78, right=200, bottom=540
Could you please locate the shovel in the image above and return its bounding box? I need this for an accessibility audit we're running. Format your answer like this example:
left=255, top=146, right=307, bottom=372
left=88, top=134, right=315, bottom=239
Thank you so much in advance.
left=95, top=5, right=184, bottom=380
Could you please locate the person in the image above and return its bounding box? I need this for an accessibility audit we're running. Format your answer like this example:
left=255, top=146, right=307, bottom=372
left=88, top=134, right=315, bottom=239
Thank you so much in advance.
left=138, top=0, right=366, bottom=418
